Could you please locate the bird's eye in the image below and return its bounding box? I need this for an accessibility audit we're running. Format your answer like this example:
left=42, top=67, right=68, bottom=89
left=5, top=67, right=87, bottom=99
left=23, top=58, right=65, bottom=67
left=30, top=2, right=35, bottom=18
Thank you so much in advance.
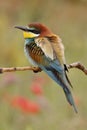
left=29, top=27, right=40, bottom=34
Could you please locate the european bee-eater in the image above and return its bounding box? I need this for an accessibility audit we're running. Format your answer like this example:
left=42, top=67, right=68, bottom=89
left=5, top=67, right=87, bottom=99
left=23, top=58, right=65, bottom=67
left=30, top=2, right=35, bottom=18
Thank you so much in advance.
left=15, top=23, right=77, bottom=113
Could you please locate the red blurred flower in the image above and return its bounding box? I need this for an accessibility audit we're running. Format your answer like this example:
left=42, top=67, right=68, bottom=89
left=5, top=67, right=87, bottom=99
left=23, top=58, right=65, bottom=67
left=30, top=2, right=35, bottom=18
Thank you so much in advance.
left=30, top=83, right=43, bottom=95
left=11, top=96, right=40, bottom=114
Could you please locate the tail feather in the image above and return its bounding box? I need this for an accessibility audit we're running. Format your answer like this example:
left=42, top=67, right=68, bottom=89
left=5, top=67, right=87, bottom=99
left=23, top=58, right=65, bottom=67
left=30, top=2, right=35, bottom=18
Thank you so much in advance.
left=65, top=71, right=73, bottom=88
left=39, top=64, right=78, bottom=113
left=63, top=87, right=78, bottom=113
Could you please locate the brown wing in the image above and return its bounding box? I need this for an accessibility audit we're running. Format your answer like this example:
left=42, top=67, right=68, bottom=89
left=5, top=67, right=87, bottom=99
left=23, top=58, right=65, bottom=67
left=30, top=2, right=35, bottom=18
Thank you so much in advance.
left=25, top=42, right=44, bottom=64
left=35, top=35, right=65, bottom=65
left=35, top=37, right=56, bottom=60
left=48, top=35, right=65, bottom=65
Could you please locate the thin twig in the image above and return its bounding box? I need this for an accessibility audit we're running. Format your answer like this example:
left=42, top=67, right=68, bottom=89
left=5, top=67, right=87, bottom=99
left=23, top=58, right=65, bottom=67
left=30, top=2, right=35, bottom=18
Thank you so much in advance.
left=67, top=62, right=87, bottom=75
left=0, top=62, right=87, bottom=75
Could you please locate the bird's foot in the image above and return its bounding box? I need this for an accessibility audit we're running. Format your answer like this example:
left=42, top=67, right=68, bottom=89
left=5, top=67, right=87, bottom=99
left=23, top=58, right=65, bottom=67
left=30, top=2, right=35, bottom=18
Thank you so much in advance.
left=33, top=67, right=42, bottom=73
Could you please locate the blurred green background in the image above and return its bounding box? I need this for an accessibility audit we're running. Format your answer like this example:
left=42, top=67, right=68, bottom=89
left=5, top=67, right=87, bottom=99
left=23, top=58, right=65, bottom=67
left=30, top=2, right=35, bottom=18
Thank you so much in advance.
left=0, top=0, right=87, bottom=130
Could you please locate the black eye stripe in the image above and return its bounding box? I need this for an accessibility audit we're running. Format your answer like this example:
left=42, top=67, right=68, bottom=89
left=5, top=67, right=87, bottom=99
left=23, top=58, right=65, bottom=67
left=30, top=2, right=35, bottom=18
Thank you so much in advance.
left=29, top=29, right=40, bottom=34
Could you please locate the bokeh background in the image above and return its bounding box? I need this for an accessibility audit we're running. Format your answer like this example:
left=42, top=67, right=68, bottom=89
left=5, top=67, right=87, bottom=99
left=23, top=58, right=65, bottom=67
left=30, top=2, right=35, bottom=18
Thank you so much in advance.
left=0, top=0, right=87, bottom=130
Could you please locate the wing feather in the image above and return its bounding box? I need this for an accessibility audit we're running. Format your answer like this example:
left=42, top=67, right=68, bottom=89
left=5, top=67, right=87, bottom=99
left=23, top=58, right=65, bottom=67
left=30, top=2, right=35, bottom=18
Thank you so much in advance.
left=35, top=35, right=65, bottom=65
left=35, top=37, right=56, bottom=60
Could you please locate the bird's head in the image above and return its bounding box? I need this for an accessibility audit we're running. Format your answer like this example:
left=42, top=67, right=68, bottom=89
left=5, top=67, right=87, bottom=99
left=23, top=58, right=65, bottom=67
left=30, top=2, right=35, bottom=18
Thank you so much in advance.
left=15, top=23, right=53, bottom=39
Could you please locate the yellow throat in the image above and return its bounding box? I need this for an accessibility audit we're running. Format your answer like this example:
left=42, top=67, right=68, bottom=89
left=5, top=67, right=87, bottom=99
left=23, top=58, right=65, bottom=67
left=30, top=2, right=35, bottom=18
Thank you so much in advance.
left=23, top=31, right=39, bottom=39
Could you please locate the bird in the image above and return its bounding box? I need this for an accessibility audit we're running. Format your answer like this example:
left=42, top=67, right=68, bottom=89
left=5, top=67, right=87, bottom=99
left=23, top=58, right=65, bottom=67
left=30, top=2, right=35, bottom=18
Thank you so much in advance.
left=15, top=22, right=77, bottom=113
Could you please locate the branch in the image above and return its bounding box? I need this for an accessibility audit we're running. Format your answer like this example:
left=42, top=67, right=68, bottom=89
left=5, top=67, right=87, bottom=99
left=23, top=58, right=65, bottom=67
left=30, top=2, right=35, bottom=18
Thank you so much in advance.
left=0, top=66, right=40, bottom=74
left=0, top=62, right=87, bottom=75
left=67, top=62, right=87, bottom=75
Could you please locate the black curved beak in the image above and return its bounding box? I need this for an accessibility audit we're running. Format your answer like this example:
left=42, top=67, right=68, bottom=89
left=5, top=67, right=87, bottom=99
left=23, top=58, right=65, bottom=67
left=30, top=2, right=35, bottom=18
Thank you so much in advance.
left=15, top=26, right=30, bottom=32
